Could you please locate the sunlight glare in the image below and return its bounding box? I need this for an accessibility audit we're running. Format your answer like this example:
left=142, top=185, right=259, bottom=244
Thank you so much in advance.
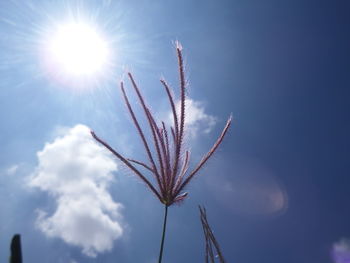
left=48, top=23, right=109, bottom=76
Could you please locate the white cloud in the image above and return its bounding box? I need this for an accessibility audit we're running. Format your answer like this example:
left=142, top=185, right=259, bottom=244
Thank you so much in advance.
left=29, top=124, right=123, bottom=257
left=169, top=98, right=217, bottom=138
left=332, top=238, right=350, bottom=263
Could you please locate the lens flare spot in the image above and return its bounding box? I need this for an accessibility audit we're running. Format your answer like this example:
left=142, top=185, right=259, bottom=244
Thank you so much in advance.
left=206, top=156, right=288, bottom=218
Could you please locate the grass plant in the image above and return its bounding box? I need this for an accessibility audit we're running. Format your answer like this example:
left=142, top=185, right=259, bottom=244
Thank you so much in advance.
left=199, top=206, right=226, bottom=263
left=91, top=43, right=231, bottom=263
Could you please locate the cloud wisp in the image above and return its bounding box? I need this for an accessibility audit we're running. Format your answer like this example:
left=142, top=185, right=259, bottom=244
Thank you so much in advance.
left=29, top=124, right=123, bottom=257
left=169, top=98, right=217, bottom=139
left=6, top=164, right=21, bottom=175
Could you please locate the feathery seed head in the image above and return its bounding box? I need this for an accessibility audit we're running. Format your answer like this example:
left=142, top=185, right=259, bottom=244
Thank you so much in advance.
left=91, top=45, right=231, bottom=206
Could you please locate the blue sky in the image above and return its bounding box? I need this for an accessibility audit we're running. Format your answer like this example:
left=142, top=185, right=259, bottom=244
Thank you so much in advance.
left=0, top=0, right=349, bottom=262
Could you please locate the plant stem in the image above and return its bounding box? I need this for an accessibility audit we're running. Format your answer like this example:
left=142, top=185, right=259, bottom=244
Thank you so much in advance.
left=158, top=205, right=168, bottom=263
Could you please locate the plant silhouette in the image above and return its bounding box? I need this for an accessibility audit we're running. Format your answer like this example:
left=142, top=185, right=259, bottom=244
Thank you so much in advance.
left=10, top=234, right=22, bottom=263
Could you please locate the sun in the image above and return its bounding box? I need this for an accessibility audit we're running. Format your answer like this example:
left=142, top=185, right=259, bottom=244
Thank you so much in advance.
left=47, top=23, right=109, bottom=76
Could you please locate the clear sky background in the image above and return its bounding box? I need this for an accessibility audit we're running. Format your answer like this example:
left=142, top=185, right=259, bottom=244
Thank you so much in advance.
left=0, top=0, right=349, bottom=262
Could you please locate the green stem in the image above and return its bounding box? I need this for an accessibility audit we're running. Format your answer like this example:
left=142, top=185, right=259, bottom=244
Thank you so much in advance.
left=158, top=205, right=168, bottom=263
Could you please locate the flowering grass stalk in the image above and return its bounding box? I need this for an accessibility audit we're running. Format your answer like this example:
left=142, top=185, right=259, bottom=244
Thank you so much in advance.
left=199, top=206, right=226, bottom=263
left=91, top=43, right=231, bottom=262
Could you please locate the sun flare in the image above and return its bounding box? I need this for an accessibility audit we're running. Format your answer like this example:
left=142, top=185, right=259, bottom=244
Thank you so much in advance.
left=47, top=23, right=109, bottom=76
